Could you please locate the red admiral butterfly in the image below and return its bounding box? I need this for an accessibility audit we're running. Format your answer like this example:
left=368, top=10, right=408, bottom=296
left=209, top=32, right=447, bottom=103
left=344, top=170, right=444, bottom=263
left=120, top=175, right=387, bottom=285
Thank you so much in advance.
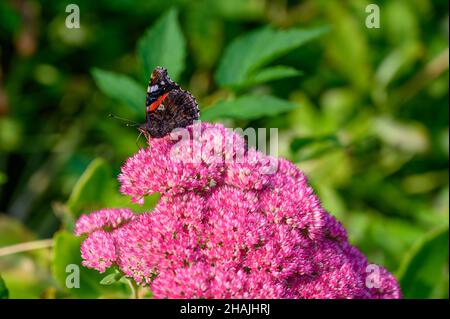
left=139, top=66, right=199, bottom=138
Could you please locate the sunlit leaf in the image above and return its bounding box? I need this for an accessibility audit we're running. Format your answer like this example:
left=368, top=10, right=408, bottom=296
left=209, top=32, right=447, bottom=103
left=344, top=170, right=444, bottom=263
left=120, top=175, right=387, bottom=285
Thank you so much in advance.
left=92, top=68, right=145, bottom=114
left=185, top=1, right=223, bottom=68
left=202, top=94, right=299, bottom=121
left=215, top=0, right=265, bottom=20
left=372, top=117, right=429, bottom=153
left=137, top=8, right=186, bottom=81
left=243, top=66, right=302, bottom=87
left=100, top=272, right=123, bottom=285
left=320, top=1, right=371, bottom=91
left=215, top=26, right=327, bottom=88
left=398, top=226, right=449, bottom=298
left=67, top=158, right=116, bottom=221
left=0, top=118, right=22, bottom=152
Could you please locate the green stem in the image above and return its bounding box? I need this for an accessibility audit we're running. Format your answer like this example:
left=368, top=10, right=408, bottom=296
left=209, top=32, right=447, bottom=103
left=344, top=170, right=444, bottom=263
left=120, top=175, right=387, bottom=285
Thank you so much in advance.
left=127, top=279, right=139, bottom=299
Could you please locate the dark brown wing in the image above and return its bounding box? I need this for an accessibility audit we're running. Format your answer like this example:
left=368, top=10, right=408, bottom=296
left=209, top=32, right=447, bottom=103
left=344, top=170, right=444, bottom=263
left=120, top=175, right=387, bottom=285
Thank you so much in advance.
left=146, top=67, right=178, bottom=110
left=144, top=89, right=199, bottom=138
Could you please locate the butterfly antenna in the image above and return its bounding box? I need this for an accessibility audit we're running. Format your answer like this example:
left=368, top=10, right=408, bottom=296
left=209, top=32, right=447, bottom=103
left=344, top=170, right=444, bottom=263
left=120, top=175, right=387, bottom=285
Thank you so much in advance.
left=108, top=113, right=139, bottom=127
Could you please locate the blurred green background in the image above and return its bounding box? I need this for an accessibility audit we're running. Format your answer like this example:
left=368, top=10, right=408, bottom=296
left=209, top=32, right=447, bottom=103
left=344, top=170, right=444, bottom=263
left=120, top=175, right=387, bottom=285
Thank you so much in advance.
left=0, top=0, right=448, bottom=299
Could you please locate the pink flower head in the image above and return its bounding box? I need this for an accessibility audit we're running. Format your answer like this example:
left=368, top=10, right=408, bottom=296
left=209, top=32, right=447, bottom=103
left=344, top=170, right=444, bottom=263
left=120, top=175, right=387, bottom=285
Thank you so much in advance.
left=367, top=266, right=403, bottom=299
left=118, top=122, right=244, bottom=203
left=75, top=208, right=135, bottom=236
left=76, top=122, right=402, bottom=299
left=80, top=230, right=116, bottom=273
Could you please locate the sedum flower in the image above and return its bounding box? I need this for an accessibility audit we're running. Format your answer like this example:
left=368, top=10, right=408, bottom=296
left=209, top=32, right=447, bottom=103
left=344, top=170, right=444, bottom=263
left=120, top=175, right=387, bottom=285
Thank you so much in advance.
left=75, top=208, right=135, bottom=236
left=75, top=122, right=401, bottom=299
left=80, top=230, right=116, bottom=273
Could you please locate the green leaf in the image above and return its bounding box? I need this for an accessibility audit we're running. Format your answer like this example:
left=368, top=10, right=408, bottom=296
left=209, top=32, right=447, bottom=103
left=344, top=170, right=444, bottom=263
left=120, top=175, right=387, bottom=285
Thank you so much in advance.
left=397, top=226, right=449, bottom=298
left=67, top=158, right=116, bottom=221
left=295, top=143, right=341, bottom=162
left=0, top=118, right=22, bottom=152
left=215, top=26, right=327, bottom=88
left=185, top=1, right=223, bottom=68
left=242, top=66, right=302, bottom=87
left=202, top=94, right=299, bottom=121
left=137, top=8, right=186, bottom=81
left=0, top=2, right=21, bottom=34
left=0, top=171, right=6, bottom=185
left=214, top=0, right=265, bottom=20
left=92, top=68, right=145, bottom=114
left=0, top=274, right=9, bottom=299
left=100, top=272, right=124, bottom=285
left=290, top=135, right=339, bottom=152
left=51, top=231, right=114, bottom=298
left=320, top=2, right=371, bottom=91
left=66, top=158, right=160, bottom=231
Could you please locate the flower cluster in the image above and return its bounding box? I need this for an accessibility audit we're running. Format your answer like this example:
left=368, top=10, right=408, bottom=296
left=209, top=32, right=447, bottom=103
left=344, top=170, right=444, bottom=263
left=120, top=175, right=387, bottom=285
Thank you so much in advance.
left=75, top=122, right=401, bottom=299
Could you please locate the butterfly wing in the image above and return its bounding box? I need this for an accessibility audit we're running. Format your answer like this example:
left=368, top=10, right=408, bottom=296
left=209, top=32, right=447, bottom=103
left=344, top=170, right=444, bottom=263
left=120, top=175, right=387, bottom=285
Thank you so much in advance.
left=145, top=89, right=200, bottom=138
left=145, top=67, right=178, bottom=112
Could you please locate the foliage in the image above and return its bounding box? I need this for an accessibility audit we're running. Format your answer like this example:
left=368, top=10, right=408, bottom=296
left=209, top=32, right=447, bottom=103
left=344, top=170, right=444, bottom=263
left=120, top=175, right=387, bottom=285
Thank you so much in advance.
left=137, top=8, right=186, bottom=81
left=0, top=0, right=448, bottom=298
left=0, top=274, right=9, bottom=299
left=398, top=226, right=449, bottom=298
left=91, top=69, right=145, bottom=115
left=215, top=26, right=327, bottom=88
left=52, top=230, right=110, bottom=298
left=202, top=94, right=299, bottom=120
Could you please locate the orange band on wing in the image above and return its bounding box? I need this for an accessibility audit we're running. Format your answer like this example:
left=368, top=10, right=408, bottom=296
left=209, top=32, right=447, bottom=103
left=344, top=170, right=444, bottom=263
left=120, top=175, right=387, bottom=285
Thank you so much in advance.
left=149, top=92, right=170, bottom=111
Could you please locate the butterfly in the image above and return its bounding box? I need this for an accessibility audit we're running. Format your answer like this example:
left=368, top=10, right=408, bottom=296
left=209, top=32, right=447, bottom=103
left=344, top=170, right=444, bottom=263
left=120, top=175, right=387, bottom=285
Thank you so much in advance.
left=139, top=66, right=200, bottom=138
